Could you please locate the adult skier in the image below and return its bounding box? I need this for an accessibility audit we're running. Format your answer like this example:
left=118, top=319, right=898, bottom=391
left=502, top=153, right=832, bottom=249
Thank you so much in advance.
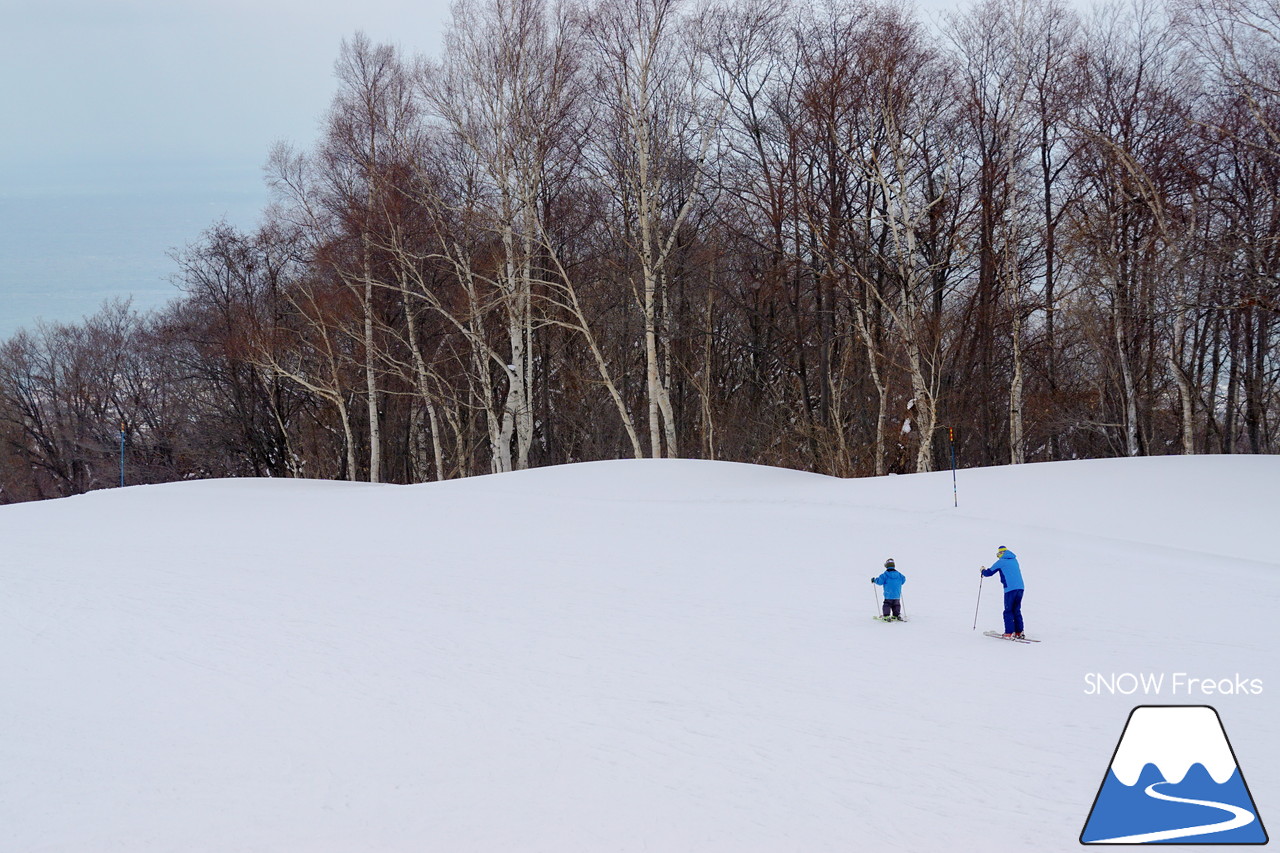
left=872, top=559, right=907, bottom=621
left=981, top=546, right=1025, bottom=638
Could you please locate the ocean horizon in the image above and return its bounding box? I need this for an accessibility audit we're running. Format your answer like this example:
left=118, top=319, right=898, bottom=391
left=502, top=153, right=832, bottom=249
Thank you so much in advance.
left=0, top=159, right=266, bottom=341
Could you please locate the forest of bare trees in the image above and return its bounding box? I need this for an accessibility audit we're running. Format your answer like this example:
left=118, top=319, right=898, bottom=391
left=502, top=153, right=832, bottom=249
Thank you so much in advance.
left=2, top=0, right=1277, bottom=502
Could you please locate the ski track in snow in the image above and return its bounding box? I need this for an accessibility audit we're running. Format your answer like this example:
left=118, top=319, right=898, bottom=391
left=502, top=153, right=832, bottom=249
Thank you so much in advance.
left=1086, top=781, right=1256, bottom=844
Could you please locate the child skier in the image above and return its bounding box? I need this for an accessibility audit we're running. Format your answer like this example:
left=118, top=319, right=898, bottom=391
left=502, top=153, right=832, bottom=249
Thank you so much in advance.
left=981, top=545, right=1025, bottom=638
left=872, top=559, right=907, bottom=621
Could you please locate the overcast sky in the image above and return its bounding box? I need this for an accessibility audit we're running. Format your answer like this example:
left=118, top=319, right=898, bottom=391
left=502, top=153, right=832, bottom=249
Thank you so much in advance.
left=0, top=0, right=973, bottom=187
left=0, top=0, right=963, bottom=337
left=1, top=0, right=451, bottom=189
left=0, top=0, right=454, bottom=336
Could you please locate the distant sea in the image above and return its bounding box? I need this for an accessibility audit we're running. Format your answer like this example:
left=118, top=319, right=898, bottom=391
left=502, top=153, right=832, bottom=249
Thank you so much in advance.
left=0, top=160, right=266, bottom=341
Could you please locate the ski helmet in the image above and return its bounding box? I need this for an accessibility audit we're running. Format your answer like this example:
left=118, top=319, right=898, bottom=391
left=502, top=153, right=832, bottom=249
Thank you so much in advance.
left=996, top=545, right=1008, bottom=557
left=884, top=558, right=895, bottom=569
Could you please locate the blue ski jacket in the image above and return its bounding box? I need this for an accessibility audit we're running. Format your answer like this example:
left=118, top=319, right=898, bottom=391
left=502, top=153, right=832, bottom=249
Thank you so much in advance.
left=873, top=569, right=906, bottom=599
left=982, top=551, right=1024, bottom=591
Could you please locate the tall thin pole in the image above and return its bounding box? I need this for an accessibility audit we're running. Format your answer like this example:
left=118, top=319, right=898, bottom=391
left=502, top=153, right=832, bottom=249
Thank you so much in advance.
left=972, top=573, right=984, bottom=631
left=119, top=422, right=125, bottom=488
left=949, top=427, right=958, bottom=508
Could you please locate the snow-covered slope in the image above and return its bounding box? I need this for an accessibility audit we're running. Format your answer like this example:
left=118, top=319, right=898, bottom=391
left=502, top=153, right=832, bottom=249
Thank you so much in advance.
left=2, top=456, right=1275, bottom=851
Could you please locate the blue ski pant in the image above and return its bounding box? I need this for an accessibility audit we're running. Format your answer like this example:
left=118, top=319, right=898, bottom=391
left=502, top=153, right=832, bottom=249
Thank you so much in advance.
left=882, top=598, right=901, bottom=619
left=1003, top=589, right=1025, bottom=634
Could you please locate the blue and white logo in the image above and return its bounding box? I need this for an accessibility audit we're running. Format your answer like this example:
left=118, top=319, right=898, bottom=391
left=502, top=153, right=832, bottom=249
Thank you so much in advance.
left=1081, top=705, right=1268, bottom=844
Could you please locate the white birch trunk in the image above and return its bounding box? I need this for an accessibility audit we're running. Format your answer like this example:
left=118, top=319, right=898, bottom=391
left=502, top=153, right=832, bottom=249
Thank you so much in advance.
left=1114, top=303, right=1141, bottom=457
left=404, top=291, right=446, bottom=481
left=1009, top=306, right=1026, bottom=464
left=426, top=399, right=446, bottom=479
left=364, top=273, right=381, bottom=482
left=541, top=247, right=645, bottom=456
left=847, top=293, right=888, bottom=477
left=1169, top=283, right=1196, bottom=455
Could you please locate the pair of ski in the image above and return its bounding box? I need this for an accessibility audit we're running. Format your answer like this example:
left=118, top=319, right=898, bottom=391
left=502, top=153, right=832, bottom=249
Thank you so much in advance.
left=983, top=630, right=1040, bottom=643
left=871, top=618, right=1039, bottom=642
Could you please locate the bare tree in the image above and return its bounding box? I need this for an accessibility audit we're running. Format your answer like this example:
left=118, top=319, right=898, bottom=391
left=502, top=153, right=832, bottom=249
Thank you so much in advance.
left=173, top=222, right=303, bottom=477
left=1184, top=0, right=1280, bottom=151
left=321, top=34, right=423, bottom=482
left=584, top=0, right=723, bottom=458
left=1070, top=0, right=1199, bottom=456
left=853, top=8, right=960, bottom=473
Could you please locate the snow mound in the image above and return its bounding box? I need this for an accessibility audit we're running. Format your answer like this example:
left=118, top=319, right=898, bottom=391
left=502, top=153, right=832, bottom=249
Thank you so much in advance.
left=1, top=456, right=1276, bottom=851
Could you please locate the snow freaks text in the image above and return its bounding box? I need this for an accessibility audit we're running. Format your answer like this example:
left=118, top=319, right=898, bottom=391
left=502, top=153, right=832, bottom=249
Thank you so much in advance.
left=1084, top=673, right=1264, bottom=696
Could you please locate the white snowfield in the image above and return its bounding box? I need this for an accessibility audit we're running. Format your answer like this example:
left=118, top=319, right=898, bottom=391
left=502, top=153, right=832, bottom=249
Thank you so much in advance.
left=1, top=456, right=1275, bottom=851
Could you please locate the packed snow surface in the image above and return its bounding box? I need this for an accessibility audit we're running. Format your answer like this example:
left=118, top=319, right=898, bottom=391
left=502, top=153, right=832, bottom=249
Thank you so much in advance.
left=2, top=456, right=1276, bottom=851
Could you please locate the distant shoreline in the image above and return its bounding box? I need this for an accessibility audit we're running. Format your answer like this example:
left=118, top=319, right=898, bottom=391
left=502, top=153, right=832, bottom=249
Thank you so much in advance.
left=0, top=164, right=264, bottom=339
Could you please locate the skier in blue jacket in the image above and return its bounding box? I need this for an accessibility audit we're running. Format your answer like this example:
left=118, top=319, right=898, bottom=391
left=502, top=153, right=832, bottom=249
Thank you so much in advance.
left=981, top=546, right=1025, bottom=638
left=872, top=559, right=907, bottom=621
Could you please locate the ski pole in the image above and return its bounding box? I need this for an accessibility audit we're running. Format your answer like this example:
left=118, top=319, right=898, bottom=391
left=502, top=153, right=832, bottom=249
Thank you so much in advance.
left=972, top=571, right=984, bottom=630
left=872, top=579, right=881, bottom=617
